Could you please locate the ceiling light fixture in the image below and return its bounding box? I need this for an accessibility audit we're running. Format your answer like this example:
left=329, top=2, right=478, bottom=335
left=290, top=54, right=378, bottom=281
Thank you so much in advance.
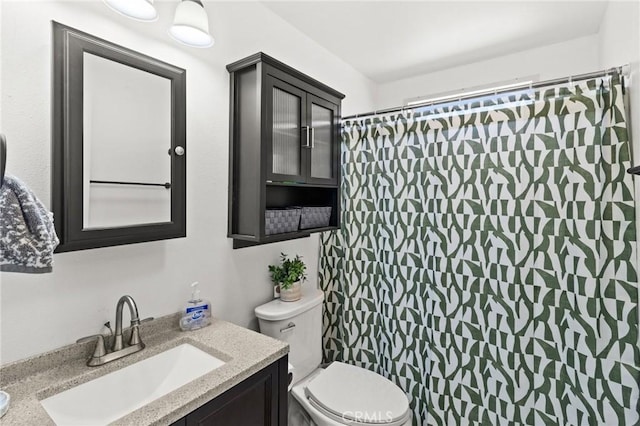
left=169, top=0, right=214, bottom=48
left=103, top=0, right=158, bottom=22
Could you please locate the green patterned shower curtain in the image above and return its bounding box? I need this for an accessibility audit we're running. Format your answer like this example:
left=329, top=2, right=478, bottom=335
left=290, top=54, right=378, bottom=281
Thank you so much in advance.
left=319, top=76, right=638, bottom=425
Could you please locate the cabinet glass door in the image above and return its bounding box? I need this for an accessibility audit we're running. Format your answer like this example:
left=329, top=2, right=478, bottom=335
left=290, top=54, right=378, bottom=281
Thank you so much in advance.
left=307, top=95, right=338, bottom=185
left=266, top=77, right=307, bottom=183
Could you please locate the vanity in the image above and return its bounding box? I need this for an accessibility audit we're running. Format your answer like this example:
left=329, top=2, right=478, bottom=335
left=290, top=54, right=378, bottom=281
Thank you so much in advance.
left=0, top=316, right=289, bottom=425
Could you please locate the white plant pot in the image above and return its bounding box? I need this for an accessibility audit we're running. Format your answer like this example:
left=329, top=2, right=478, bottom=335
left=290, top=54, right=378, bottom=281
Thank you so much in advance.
left=280, top=281, right=302, bottom=302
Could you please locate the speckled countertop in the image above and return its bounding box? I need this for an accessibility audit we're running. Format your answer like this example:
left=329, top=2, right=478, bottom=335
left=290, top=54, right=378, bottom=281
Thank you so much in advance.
left=0, top=314, right=288, bottom=425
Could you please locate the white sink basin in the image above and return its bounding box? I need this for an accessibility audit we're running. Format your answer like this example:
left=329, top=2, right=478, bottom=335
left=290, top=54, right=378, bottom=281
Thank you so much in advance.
left=41, top=343, right=225, bottom=425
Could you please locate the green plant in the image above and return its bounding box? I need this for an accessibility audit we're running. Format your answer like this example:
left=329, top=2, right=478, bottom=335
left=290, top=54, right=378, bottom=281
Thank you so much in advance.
left=268, top=253, right=307, bottom=290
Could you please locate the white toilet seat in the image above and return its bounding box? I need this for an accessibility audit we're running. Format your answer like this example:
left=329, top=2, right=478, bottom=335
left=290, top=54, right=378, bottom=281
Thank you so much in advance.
left=295, top=362, right=411, bottom=426
left=306, top=397, right=411, bottom=426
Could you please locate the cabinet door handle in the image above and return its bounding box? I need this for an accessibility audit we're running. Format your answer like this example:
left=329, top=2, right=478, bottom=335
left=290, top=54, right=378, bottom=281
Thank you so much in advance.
left=304, top=126, right=311, bottom=148
left=310, top=127, right=315, bottom=148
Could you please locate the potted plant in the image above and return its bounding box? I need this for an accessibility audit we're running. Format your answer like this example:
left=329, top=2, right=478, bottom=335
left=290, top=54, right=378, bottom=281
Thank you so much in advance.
left=268, top=253, right=307, bottom=302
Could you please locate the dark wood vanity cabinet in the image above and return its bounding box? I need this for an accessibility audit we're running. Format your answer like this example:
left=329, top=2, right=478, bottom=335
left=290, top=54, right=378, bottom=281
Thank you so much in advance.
left=171, top=356, right=288, bottom=426
left=227, top=53, right=344, bottom=248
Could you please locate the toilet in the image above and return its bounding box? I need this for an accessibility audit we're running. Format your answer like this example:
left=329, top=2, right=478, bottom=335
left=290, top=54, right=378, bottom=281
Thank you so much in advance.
left=255, top=286, right=412, bottom=426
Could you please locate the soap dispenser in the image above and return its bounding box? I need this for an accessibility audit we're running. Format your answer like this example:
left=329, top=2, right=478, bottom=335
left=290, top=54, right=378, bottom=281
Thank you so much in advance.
left=179, top=282, right=211, bottom=331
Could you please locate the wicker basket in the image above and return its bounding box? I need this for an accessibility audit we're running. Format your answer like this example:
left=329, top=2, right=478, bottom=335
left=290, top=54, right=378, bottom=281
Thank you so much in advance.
left=300, top=206, right=332, bottom=230
left=265, top=208, right=301, bottom=235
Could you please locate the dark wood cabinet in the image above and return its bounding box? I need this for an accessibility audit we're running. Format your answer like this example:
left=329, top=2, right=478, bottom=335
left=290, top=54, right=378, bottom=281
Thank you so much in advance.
left=171, top=356, right=288, bottom=426
left=227, top=53, right=344, bottom=248
left=52, top=23, right=187, bottom=252
left=305, top=94, right=340, bottom=186
left=264, top=76, right=340, bottom=187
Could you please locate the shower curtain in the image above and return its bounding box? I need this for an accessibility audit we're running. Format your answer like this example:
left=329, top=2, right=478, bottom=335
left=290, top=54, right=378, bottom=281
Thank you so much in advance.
left=319, top=76, right=639, bottom=425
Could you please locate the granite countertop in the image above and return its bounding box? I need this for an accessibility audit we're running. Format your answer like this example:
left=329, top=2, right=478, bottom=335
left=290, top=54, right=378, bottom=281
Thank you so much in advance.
left=0, top=314, right=289, bottom=425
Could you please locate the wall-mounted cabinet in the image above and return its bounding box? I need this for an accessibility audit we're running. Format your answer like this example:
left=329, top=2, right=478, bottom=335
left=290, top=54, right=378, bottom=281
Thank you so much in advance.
left=227, top=53, right=344, bottom=248
left=52, top=23, right=187, bottom=252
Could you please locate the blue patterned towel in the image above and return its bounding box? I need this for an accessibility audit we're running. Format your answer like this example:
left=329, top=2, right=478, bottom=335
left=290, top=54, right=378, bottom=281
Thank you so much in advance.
left=0, top=175, right=59, bottom=273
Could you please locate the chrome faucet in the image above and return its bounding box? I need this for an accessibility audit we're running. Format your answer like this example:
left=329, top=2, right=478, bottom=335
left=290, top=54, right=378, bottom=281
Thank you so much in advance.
left=77, top=295, right=153, bottom=367
left=113, top=295, right=141, bottom=351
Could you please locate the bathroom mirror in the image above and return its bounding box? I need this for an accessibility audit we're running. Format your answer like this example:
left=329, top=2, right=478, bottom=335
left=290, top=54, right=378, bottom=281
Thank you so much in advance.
left=52, top=22, right=186, bottom=252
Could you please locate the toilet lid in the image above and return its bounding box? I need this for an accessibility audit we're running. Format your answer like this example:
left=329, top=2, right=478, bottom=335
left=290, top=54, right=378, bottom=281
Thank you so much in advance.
left=304, top=362, right=410, bottom=425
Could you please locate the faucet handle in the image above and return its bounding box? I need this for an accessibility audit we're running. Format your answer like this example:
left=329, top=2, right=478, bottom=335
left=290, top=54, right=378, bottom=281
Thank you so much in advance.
left=127, top=317, right=153, bottom=329
left=77, top=334, right=107, bottom=360
left=128, top=317, right=153, bottom=347
left=76, top=334, right=102, bottom=344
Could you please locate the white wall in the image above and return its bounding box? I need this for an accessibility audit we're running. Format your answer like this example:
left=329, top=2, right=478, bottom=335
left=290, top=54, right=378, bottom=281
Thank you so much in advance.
left=375, top=34, right=600, bottom=110
left=0, top=0, right=375, bottom=364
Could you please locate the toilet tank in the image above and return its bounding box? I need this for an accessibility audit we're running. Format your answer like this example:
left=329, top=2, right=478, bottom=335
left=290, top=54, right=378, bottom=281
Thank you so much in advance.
left=255, top=286, right=324, bottom=384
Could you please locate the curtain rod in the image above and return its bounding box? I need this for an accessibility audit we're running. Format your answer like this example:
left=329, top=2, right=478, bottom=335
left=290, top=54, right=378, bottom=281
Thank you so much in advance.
left=343, top=65, right=628, bottom=121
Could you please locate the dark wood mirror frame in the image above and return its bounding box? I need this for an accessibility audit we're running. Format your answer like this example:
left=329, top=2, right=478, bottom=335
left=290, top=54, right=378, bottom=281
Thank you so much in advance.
left=52, top=22, right=187, bottom=252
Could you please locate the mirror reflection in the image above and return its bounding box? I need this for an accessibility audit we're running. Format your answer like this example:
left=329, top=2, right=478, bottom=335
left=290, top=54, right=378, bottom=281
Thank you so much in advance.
left=82, top=52, right=172, bottom=229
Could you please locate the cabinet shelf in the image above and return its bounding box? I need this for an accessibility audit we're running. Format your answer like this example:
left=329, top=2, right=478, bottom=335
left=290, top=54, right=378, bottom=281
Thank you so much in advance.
left=227, top=53, right=344, bottom=248
left=266, top=181, right=339, bottom=189
left=230, top=226, right=338, bottom=249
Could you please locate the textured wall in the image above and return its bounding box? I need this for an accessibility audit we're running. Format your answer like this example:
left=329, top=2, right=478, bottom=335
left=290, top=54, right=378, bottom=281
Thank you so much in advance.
left=0, top=0, right=375, bottom=364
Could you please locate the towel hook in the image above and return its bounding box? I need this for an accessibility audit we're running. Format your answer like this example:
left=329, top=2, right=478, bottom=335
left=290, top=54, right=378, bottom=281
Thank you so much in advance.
left=0, top=134, right=6, bottom=188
